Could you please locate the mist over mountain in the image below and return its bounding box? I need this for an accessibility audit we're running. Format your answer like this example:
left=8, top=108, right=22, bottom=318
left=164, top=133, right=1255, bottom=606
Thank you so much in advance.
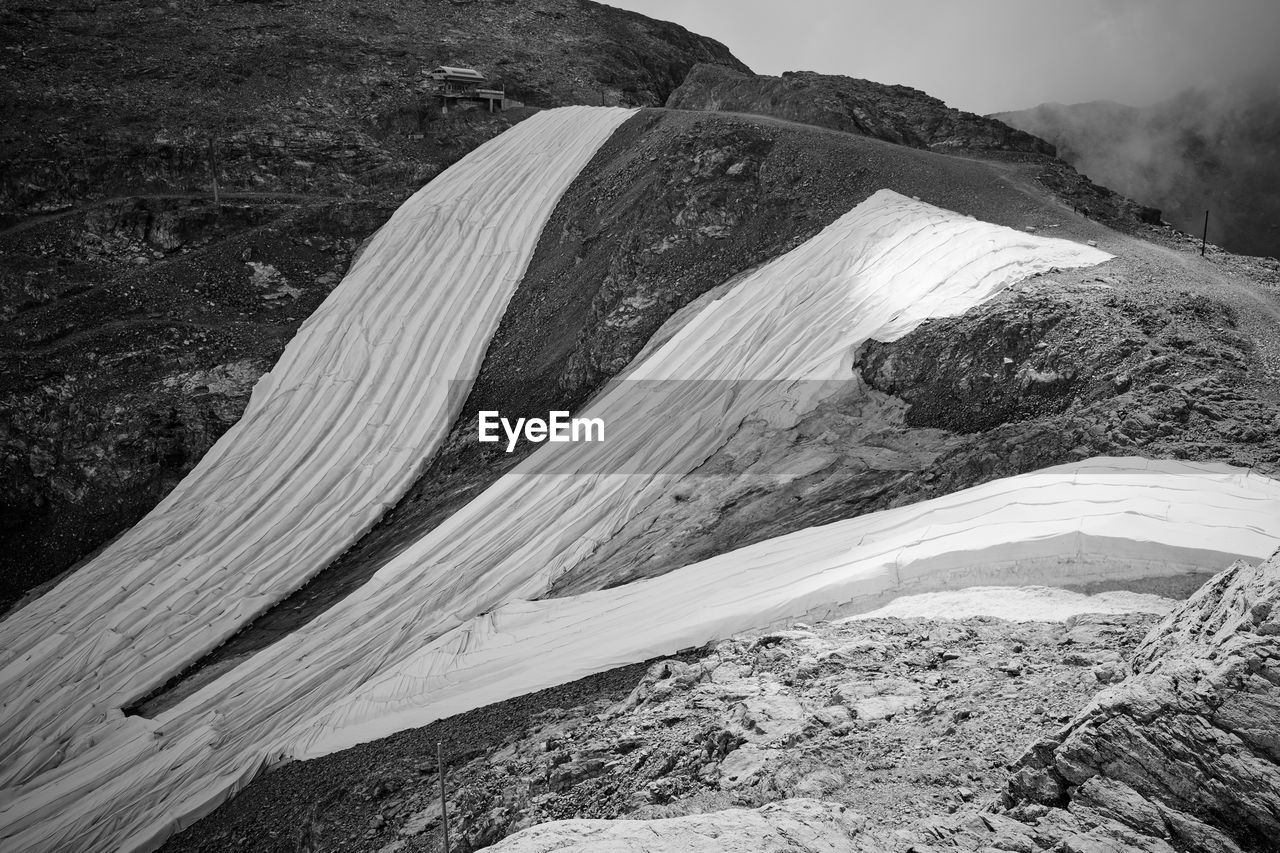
left=995, top=78, right=1280, bottom=258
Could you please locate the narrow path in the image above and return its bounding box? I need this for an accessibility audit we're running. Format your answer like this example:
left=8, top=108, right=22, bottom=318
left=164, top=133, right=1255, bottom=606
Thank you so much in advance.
left=0, top=191, right=355, bottom=240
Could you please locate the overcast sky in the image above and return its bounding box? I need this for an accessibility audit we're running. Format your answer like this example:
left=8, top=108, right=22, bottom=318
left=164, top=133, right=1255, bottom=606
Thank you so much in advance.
left=607, top=0, right=1280, bottom=114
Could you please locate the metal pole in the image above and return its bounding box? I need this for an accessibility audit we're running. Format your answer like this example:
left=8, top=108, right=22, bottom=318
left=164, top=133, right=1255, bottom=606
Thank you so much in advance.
left=1201, top=209, right=1209, bottom=256
left=438, top=741, right=450, bottom=852
left=208, top=139, right=220, bottom=205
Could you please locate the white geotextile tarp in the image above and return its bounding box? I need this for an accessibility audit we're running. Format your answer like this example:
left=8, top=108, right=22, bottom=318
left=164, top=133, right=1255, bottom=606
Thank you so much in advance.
left=288, top=457, right=1280, bottom=758
left=0, top=105, right=635, bottom=784
left=3, top=183, right=1212, bottom=852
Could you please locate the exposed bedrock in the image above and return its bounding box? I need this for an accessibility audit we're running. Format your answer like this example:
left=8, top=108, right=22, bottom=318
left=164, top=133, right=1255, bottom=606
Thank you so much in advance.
left=1, top=0, right=747, bottom=218
left=162, top=599, right=1165, bottom=851
left=483, top=555, right=1280, bottom=853
left=858, top=276, right=1280, bottom=484
left=999, top=554, right=1280, bottom=853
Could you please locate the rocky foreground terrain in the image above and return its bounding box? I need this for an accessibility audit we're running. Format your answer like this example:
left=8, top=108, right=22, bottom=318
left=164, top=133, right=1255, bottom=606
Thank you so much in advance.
left=163, top=552, right=1280, bottom=853
left=1, top=0, right=747, bottom=609
left=130, top=104, right=1280, bottom=715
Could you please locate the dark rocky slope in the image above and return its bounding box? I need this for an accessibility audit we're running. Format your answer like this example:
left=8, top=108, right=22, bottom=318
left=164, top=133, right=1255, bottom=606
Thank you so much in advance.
left=995, top=83, right=1280, bottom=259
left=661, top=63, right=1163, bottom=234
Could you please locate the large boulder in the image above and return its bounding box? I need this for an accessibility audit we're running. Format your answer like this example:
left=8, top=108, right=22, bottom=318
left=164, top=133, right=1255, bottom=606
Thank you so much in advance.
left=1004, top=552, right=1280, bottom=852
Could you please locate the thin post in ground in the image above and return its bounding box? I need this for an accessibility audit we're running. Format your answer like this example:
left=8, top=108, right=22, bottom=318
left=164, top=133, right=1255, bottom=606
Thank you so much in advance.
left=208, top=139, right=220, bottom=205
left=438, top=741, right=450, bottom=852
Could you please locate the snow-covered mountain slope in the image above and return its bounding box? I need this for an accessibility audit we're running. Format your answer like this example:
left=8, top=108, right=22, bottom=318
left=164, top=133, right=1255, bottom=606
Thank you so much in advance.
left=0, top=106, right=635, bottom=777
left=0, top=177, right=1156, bottom=851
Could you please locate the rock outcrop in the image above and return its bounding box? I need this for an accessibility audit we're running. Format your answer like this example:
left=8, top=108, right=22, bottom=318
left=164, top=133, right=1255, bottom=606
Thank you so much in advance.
left=1000, top=553, right=1280, bottom=852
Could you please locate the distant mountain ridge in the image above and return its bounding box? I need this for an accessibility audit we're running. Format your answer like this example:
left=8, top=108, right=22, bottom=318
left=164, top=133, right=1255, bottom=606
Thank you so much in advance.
left=995, top=82, right=1280, bottom=258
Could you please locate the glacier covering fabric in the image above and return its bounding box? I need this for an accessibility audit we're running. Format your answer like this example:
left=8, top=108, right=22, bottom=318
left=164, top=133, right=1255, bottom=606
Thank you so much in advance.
left=3, top=112, right=1274, bottom=853
left=482, top=797, right=870, bottom=852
